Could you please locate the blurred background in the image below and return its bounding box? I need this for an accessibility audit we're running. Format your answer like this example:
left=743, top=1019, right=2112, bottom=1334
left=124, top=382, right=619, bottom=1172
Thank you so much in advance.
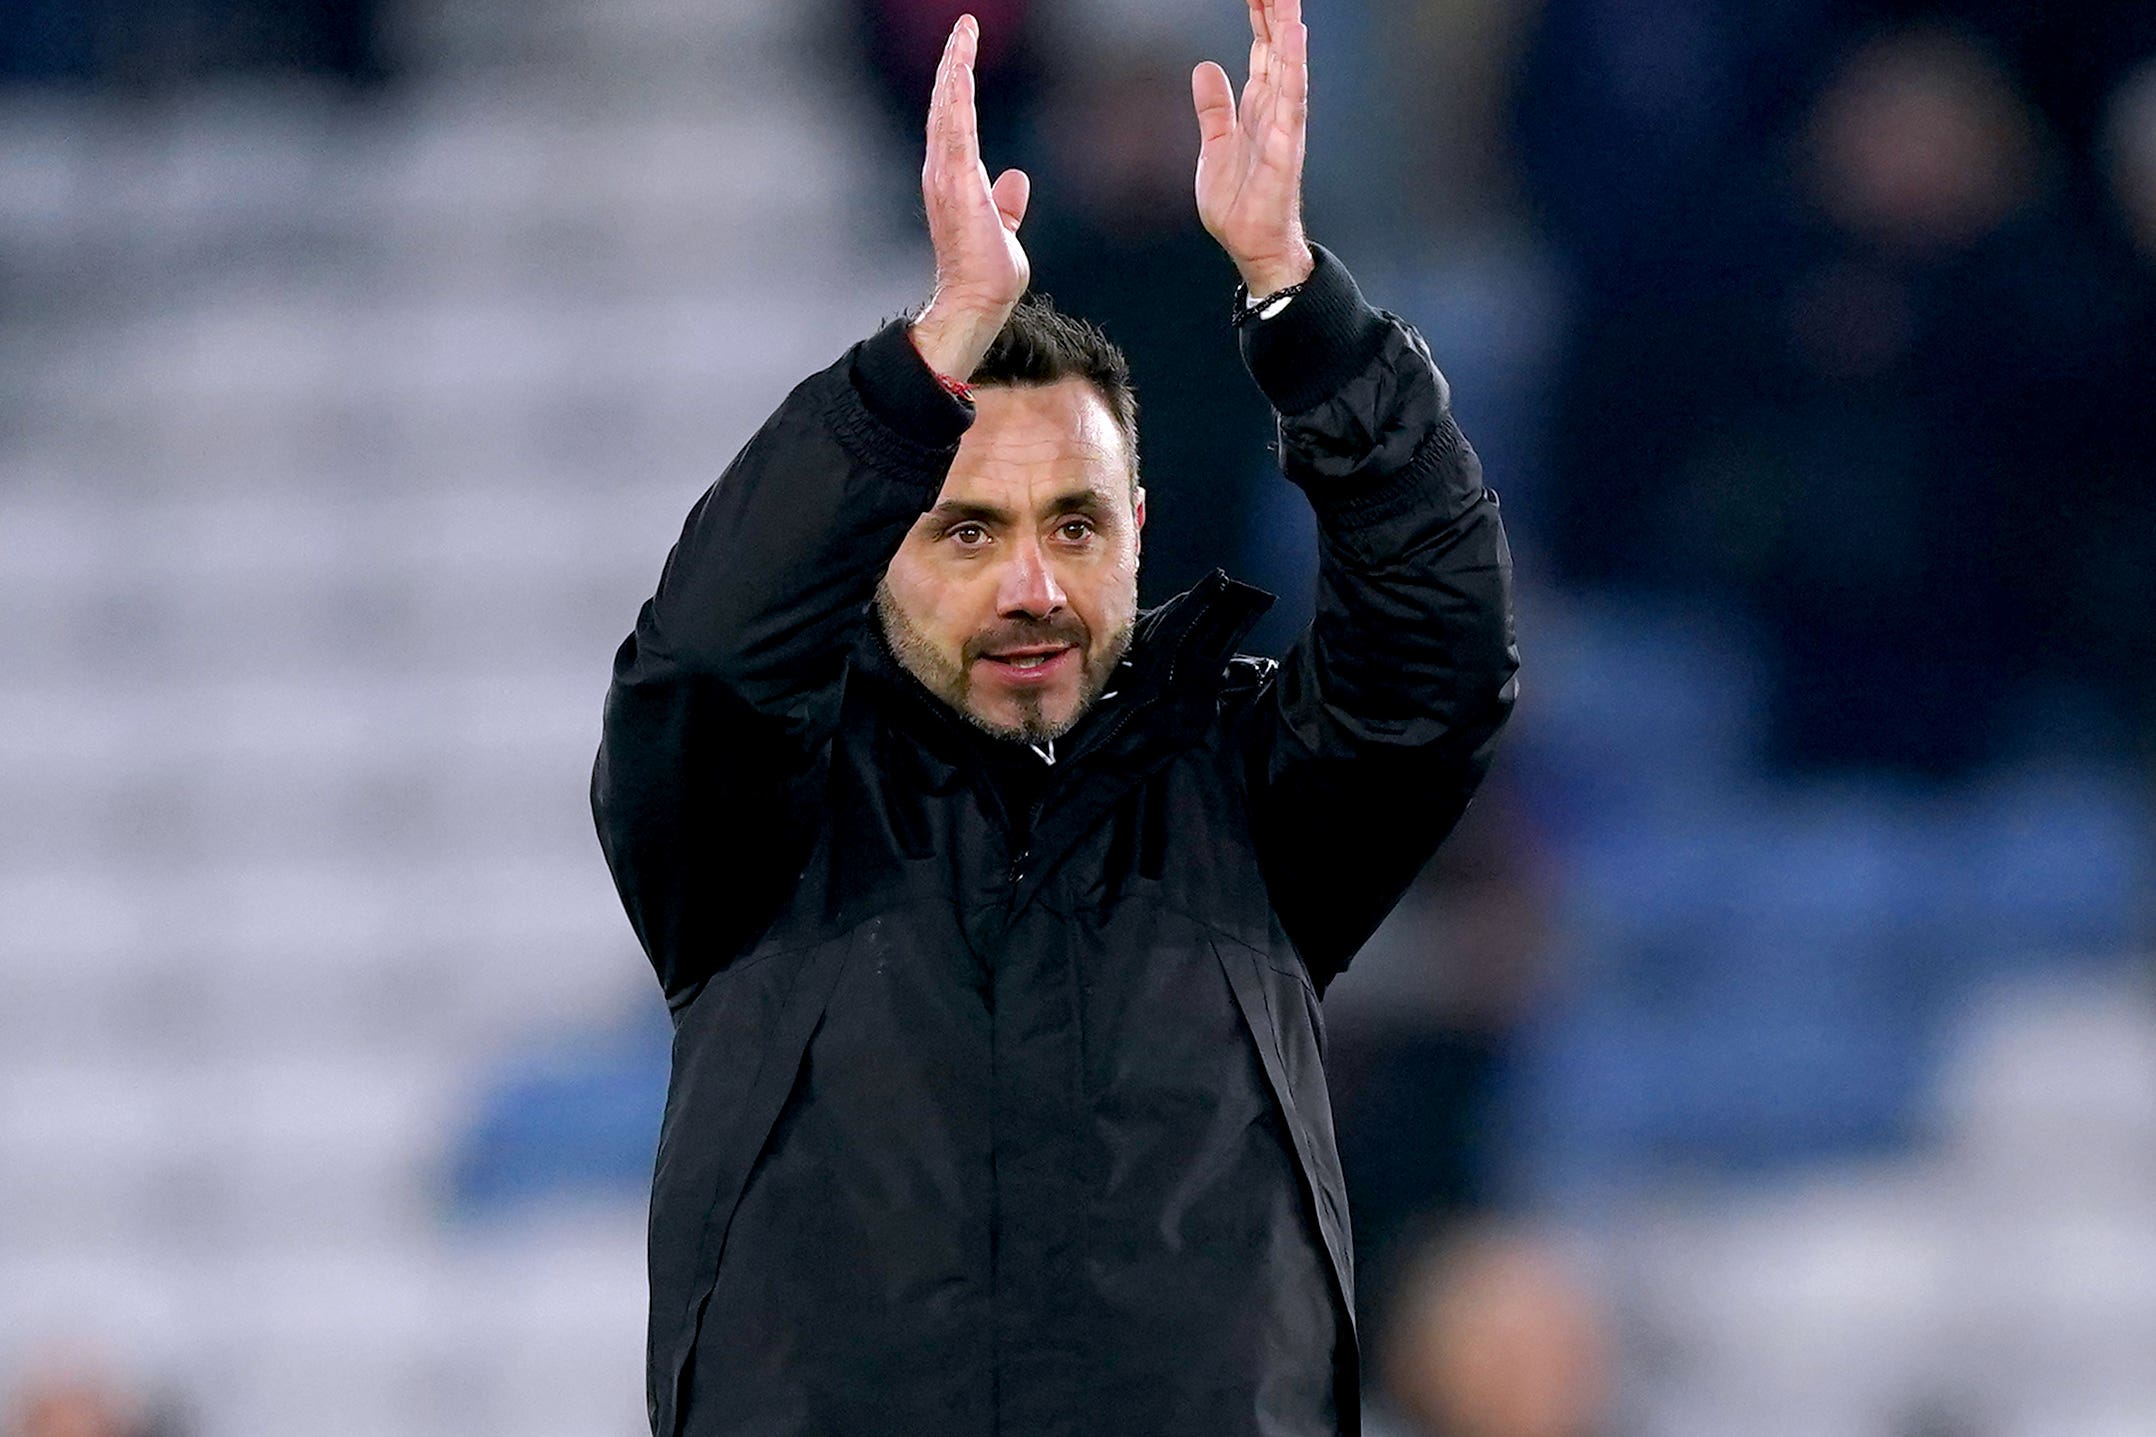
left=2, top=0, right=2152, bottom=1433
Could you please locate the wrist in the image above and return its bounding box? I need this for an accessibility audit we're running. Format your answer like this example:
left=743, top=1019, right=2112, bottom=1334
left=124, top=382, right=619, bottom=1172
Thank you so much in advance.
left=853, top=317, right=979, bottom=451
left=908, top=296, right=1015, bottom=384
left=1234, top=243, right=1317, bottom=301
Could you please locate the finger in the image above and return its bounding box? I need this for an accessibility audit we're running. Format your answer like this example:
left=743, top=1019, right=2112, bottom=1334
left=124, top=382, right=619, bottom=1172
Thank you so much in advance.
left=1192, top=61, right=1237, bottom=146
left=1278, top=0, right=1306, bottom=78
left=1247, top=0, right=1269, bottom=44
left=1255, top=54, right=1298, bottom=162
left=925, top=27, right=949, bottom=139
left=1279, top=3, right=1308, bottom=115
left=991, top=167, right=1031, bottom=233
left=946, top=27, right=979, bottom=165
left=952, top=17, right=987, bottom=160
left=925, top=23, right=960, bottom=161
left=1242, top=36, right=1270, bottom=126
left=1243, top=37, right=1276, bottom=134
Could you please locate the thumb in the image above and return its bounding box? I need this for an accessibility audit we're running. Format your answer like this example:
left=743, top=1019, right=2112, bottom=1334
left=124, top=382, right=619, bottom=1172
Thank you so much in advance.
left=1191, top=61, right=1236, bottom=146
left=991, top=168, right=1031, bottom=234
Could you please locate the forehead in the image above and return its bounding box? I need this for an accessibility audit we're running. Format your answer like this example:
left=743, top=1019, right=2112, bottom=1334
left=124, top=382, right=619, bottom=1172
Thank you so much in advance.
left=942, top=379, right=1131, bottom=507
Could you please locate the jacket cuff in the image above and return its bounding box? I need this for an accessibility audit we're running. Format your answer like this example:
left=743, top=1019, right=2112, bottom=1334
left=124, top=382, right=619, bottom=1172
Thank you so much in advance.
left=1236, top=243, right=1390, bottom=416
left=850, top=317, right=977, bottom=452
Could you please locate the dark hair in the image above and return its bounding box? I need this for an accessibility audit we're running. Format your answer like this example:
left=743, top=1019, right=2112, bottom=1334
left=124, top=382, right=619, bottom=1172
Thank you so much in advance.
left=971, top=293, right=1141, bottom=489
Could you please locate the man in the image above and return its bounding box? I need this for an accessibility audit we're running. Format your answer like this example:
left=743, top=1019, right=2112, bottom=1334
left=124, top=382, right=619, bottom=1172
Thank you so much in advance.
left=592, top=3, right=1517, bottom=1434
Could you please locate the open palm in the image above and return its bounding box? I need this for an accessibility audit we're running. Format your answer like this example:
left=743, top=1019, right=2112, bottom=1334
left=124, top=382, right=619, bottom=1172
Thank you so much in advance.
left=1192, top=0, right=1314, bottom=296
left=911, top=13, right=1033, bottom=381
left=924, top=15, right=1030, bottom=313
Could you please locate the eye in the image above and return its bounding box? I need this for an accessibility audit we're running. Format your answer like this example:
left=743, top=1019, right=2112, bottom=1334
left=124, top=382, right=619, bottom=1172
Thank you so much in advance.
left=945, top=522, right=989, bottom=547
left=1057, top=517, right=1097, bottom=542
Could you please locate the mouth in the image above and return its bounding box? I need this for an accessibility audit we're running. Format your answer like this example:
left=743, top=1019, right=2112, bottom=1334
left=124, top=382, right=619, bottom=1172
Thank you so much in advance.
left=977, top=645, right=1078, bottom=685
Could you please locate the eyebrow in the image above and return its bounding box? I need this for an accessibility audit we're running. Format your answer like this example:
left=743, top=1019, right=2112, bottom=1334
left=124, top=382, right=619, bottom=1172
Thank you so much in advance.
left=924, top=486, right=1120, bottom=527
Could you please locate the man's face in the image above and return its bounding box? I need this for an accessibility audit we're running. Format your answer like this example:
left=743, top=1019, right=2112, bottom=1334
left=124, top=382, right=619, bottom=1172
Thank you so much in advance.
left=877, top=378, right=1145, bottom=743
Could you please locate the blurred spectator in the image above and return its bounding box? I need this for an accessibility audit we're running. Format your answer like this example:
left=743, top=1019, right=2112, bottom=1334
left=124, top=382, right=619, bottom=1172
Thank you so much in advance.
left=3, top=1354, right=185, bottom=1437
left=1370, top=1221, right=1612, bottom=1437
left=1748, top=24, right=2097, bottom=773
left=1538, top=24, right=2122, bottom=775
left=1803, top=27, right=2039, bottom=251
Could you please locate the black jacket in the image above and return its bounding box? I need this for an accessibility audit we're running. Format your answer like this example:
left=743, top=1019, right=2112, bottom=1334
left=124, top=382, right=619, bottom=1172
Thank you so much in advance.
left=593, top=246, right=1518, bottom=1437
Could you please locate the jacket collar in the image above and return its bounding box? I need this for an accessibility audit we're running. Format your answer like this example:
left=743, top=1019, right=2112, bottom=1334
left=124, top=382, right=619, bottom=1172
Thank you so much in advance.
left=851, top=569, right=1276, bottom=758
left=1115, top=568, right=1277, bottom=705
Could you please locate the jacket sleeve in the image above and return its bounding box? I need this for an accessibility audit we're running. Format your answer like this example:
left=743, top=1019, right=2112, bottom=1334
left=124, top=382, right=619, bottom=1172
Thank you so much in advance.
left=592, top=319, right=972, bottom=1002
left=1237, top=245, right=1520, bottom=994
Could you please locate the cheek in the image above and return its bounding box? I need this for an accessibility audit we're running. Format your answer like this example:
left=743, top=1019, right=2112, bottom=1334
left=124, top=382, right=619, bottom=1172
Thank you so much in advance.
left=886, top=549, right=981, bottom=653
left=1073, top=546, right=1141, bottom=637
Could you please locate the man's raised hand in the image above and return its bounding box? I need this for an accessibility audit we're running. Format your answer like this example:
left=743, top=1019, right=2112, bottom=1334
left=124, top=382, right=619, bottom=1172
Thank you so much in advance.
left=1192, top=0, right=1316, bottom=298
left=912, top=14, right=1031, bottom=383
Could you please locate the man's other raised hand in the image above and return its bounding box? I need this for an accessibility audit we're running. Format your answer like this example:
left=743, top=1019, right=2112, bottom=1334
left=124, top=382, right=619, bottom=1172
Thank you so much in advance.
left=1192, top=0, right=1316, bottom=298
left=911, top=14, right=1032, bottom=384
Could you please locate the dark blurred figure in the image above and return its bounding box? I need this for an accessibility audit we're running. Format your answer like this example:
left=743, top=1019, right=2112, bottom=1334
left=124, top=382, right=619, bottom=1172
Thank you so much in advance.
left=4, top=1355, right=186, bottom=1437
left=0, top=0, right=389, bottom=88
left=1538, top=24, right=2120, bottom=775
left=2076, top=60, right=2156, bottom=760
left=1745, top=26, right=2104, bottom=773
left=1323, top=778, right=1555, bottom=1365
left=1371, top=1221, right=1613, bottom=1437
left=1018, top=46, right=1281, bottom=627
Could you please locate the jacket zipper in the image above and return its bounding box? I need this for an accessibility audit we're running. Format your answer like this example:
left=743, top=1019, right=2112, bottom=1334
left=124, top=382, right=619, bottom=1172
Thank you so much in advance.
left=1006, top=616, right=1218, bottom=887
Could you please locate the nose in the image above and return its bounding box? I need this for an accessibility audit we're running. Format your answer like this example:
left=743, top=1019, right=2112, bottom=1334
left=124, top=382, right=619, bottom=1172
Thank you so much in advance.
left=996, top=537, right=1067, bottom=619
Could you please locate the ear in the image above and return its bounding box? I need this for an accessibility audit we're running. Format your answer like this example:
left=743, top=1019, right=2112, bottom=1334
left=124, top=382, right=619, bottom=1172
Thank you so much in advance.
left=1131, top=487, right=1146, bottom=552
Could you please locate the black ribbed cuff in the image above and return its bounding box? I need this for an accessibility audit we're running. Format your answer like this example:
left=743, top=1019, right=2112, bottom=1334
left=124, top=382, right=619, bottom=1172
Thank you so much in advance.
left=850, top=317, right=977, bottom=452
left=1235, top=243, right=1390, bottom=416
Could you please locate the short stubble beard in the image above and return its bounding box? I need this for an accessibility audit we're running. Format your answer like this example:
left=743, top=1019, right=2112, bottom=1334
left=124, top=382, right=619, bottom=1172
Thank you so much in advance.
left=874, top=579, right=1135, bottom=744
